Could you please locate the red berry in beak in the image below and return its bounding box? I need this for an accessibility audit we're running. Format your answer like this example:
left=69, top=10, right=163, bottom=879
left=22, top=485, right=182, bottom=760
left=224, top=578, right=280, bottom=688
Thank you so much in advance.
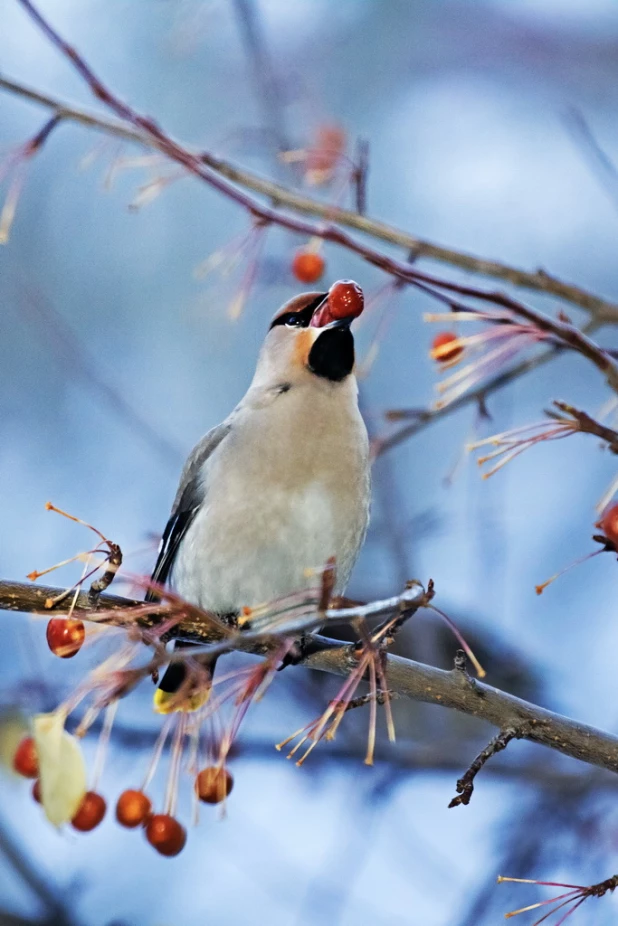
left=46, top=618, right=85, bottom=658
left=327, top=280, right=364, bottom=321
left=195, top=766, right=234, bottom=804
left=430, top=331, right=463, bottom=364
left=13, top=736, right=38, bottom=778
left=145, top=814, right=187, bottom=856
left=292, top=250, right=325, bottom=284
left=71, top=791, right=107, bottom=831
left=310, top=279, right=364, bottom=328
left=116, top=789, right=152, bottom=828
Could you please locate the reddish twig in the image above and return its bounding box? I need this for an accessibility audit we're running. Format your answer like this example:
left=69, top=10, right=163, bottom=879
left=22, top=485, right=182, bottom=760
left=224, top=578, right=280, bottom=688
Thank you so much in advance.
left=2, top=74, right=617, bottom=327
left=8, top=0, right=618, bottom=360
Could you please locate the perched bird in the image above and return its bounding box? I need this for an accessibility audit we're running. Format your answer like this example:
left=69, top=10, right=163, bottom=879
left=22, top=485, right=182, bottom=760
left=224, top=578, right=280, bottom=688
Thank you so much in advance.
left=147, top=283, right=370, bottom=710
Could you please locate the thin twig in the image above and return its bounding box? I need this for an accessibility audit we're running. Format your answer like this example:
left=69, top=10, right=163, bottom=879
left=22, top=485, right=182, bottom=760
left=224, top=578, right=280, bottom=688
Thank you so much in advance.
left=231, top=0, right=291, bottom=160
left=7, top=3, right=618, bottom=422
left=2, top=69, right=618, bottom=323
left=547, top=401, right=618, bottom=454
left=449, top=727, right=522, bottom=808
left=376, top=341, right=561, bottom=455
left=88, top=541, right=122, bottom=604
left=353, top=137, right=370, bottom=215
left=565, top=107, right=618, bottom=214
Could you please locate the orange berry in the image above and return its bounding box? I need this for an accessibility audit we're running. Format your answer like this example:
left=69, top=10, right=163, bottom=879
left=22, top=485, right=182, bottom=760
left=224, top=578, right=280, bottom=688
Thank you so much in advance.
left=195, top=766, right=234, bottom=804
left=145, top=814, right=186, bottom=857
left=600, top=504, right=618, bottom=546
left=328, top=280, right=364, bottom=321
left=46, top=618, right=85, bottom=658
left=431, top=331, right=463, bottom=364
left=116, top=789, right=152, bottom=828
left=13, top=736, right=38, bottom=778
left=32, top=779, right=42, bottom=803
left=292, top=250, right=325, bottom=284
left=71, top=791, right=106, bottom=832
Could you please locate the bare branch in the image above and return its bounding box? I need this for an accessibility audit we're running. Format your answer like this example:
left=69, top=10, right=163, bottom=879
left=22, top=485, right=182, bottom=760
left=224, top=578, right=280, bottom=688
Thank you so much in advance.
left=4, top=578, right=618, bottom=778
left=2, top=68, right=618, bottom=324
left=0, top=814, right=75, bottom=925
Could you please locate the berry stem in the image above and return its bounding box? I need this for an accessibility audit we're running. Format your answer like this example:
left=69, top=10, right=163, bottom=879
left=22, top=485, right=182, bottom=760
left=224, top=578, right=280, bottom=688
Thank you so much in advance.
left=141, top=715, right=173, bottom=793
left=164, top=714, right=187, bottom=818
left=90, top=699, right=118, bottom=790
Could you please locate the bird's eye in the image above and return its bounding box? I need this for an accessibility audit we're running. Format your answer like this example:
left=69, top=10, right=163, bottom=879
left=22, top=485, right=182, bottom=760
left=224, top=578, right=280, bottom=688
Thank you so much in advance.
left=269, top=296, right=327, bottom=331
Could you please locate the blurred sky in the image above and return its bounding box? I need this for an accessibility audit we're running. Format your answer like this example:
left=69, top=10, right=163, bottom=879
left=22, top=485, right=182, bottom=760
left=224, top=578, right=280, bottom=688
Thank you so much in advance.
left=2, top=1, right=618, bottom=924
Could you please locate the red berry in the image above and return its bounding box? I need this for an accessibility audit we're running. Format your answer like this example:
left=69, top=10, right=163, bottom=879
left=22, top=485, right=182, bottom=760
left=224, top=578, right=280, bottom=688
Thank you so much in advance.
left=431, top=331, right=463, bottom=364
left=327, top=280, right=364, bottom=321
left=600, top=504, right=618, bottom=546
left=145, top=814, right=187, bottom=857
left=46, top=618, right=85, bottom=658
left=195, top=766, right=234, bottom=804
left=116, top=789, right=152, bottom=828
left=13, top=736, right=38, bottom=778
left=32, top=780, right=42, bottom=803
left=292, top=250, right=325, bottom=284
left=71, top=791, right=106, bottom=832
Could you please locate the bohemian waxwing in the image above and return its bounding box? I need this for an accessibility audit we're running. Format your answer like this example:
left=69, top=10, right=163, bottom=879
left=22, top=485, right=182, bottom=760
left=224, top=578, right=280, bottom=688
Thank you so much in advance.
left=147, top=286, right=370, bottom=710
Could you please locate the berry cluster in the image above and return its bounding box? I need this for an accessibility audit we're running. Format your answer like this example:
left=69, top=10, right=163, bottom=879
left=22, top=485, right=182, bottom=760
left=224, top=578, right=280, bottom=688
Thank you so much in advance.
left=13, top=734, right=233, bottom=857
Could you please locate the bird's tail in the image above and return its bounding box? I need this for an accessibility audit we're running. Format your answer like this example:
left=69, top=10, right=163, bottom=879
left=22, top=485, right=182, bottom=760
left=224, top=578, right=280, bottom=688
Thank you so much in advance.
left=153, top=642, right=218, bottom=714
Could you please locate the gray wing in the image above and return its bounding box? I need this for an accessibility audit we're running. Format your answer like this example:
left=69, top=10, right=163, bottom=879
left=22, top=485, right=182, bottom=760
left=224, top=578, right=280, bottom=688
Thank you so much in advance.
left=145, top=421, right=232, bottom=602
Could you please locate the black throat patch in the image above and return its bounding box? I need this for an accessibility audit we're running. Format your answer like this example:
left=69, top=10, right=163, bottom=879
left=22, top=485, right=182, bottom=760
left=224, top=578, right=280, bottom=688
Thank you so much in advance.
left=308, top=326, right=354, bottom=382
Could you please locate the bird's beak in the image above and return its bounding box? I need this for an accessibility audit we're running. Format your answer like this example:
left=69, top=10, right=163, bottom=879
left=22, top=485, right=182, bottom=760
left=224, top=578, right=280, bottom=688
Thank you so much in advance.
left=318, top=316, right=353, bottom=330
left=309, top=295, right=330, bottom=329
left=309, top=296, right=356, bottom=330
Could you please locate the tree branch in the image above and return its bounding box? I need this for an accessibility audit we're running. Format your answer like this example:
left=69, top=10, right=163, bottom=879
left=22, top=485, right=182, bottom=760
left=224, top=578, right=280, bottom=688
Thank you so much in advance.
left=4, top=72, right=615, bottom=442
left=4, top=578, right=618, bottom=778
left=449, top=726, right=521, bottom=808
left=547, top=400, right=618, bottom=453
left=376, top=340, right=563, bottom=455
left=2, top=68, right=618, bottom=324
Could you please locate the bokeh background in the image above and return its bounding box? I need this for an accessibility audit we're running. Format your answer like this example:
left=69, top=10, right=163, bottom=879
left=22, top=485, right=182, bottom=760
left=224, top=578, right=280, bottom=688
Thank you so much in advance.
left=2, top=1, right=618, bottom=923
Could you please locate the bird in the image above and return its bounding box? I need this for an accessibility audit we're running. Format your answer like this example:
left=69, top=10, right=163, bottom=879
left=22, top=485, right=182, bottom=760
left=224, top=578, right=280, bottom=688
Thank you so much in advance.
left=146, top=283, right=370, bottom=711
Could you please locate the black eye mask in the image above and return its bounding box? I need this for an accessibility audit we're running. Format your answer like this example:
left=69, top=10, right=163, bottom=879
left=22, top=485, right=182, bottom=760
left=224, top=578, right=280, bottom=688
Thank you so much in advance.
left=269, top=295, right=326, bottom=330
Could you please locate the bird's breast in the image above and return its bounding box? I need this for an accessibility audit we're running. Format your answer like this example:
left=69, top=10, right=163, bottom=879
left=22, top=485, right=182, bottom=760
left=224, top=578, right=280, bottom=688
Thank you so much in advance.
left=172, top=380, right=370, bottom=614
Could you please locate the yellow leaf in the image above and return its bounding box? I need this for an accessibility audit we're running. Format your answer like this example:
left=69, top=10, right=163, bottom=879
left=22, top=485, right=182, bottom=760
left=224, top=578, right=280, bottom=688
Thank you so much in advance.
left=33, top=711, right=87, bottom=827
